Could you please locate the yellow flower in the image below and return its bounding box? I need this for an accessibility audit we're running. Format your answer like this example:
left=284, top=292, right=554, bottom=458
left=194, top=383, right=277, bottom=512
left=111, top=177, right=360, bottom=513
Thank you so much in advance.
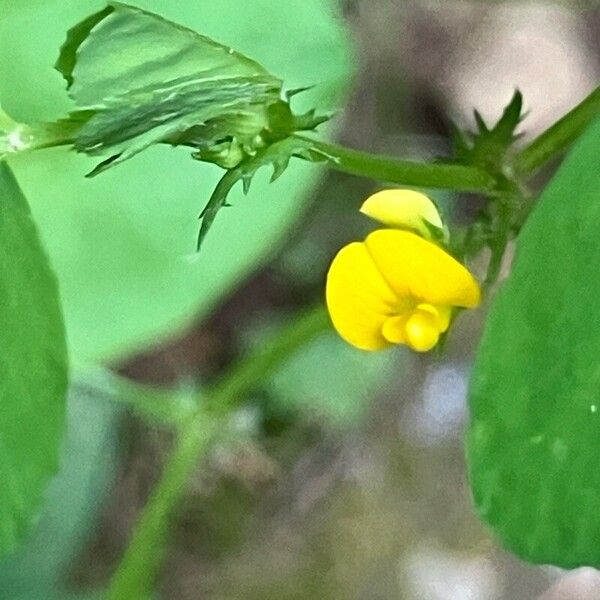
left=325, top=190, right=481, bottom=352
left=360, top=188, right=445, bottom=240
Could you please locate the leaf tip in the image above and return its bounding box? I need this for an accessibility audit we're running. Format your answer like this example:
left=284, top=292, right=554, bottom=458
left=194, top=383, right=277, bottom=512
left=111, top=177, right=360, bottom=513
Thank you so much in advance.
left=54, top=5, right=115, bottom=89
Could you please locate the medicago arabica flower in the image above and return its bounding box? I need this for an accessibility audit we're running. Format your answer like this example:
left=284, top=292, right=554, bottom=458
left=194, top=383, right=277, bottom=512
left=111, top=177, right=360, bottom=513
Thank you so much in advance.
left=326, top=189, right=481, bottom=352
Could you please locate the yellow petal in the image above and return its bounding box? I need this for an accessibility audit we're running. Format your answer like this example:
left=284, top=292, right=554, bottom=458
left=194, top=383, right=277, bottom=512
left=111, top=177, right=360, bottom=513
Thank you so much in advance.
left=326, top=241, right=398, bottom=351
left=417, top=303, right=452, bottom=333
left=404, top=309, right=440, bottom=352
left=364, top=229, right=481, bottom=308
left=360, top=189, right=443, bottom=238
left=382, top=314, right=409, bottom=344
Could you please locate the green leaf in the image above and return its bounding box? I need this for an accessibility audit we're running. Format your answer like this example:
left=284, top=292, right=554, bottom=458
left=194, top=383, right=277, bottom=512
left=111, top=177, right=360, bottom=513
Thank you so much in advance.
left=54, top=5, right=114, bottom=89
left=0, top=0, right=353, bottom=362
left=0, top=163, right=68, bottom=553
left=489, top=89, right=524, bottom=147
left=0, top=371, right=120, bottom=599
left=52, top=3, right=332, bottom=180
left=54, top=3, right=283, bottom=173
left=467, top=116, right=600, bottom=567
left=56, top=3, right=278, bottom=108
left=78, top=77, right=280, bottom=176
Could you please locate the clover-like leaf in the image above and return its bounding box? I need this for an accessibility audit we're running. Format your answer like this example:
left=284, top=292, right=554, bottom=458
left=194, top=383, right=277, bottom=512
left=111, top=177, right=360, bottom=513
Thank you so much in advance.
left=54, top=3, right=284, bottom=174
left=53, top=2, right=332, bottom=180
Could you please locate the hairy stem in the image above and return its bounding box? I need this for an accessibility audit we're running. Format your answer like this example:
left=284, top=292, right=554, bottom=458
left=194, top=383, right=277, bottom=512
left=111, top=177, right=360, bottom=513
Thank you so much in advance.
left=517, top=86, right=600, bottom=175
left=297, top=135, right=498, bottom=193
left=105, top=306, right=330, bottom=599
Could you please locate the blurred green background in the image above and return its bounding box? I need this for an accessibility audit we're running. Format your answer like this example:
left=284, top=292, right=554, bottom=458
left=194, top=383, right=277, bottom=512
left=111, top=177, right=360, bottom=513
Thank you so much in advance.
left=1, top=1, right=599, bottom=599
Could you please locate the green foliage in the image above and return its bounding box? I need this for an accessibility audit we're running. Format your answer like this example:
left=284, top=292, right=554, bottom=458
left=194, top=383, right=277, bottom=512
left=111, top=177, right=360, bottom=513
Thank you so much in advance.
left=0, top=163, right=68, bottom=554
left=452, top=91, right=527, bottom=285
left=452, top=90, right=523, bottom=174
left=2, top=0, right=597, bottom=585
left=0, top=0, right=353, bottom=362
left=0, top=373, right=120, bottom=599
left=467, top=116, right=600, bottom=567
left=54, top=3, right=285, bottom=175
left=57, top=3, right=278, bottom=106
left=53, top=3, right=333, bottom=234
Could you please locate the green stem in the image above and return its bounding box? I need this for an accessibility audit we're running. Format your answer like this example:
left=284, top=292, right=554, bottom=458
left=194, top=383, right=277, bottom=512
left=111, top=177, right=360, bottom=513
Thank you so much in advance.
left=297, top=136, right=498, bottom=193
left=105, top=416, right=217, bottom=600
left=105, top=306, right=330, bottom=599
left=101, top=368, right=198, bottom=425
left=0, top=111, right=80, bottom=160
left=208, top=306, right=329, bottom=414
left=302, top=86, right=600, bottom=190
left=516, top=86, right=600, bottom=175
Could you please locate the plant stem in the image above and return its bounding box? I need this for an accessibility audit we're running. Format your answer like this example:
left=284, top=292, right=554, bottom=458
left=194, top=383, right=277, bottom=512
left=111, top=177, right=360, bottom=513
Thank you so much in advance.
left=300, top=86, right=600, bottom=190
left=105, top=306, right=330, bottom=599
left=208, top=306, right=330, bottom=414
left=517, top=86, right=600, bottom=175
left=105, top=415, right=217, bottom=600
left=297, top=136, right=498, bottom=193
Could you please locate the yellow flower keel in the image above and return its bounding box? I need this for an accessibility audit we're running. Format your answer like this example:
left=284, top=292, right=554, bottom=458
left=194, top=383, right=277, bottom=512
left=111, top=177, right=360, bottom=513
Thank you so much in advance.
left=382, top=305, right=447, bottom=352
left=404, top=309, right=441, bottom=352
